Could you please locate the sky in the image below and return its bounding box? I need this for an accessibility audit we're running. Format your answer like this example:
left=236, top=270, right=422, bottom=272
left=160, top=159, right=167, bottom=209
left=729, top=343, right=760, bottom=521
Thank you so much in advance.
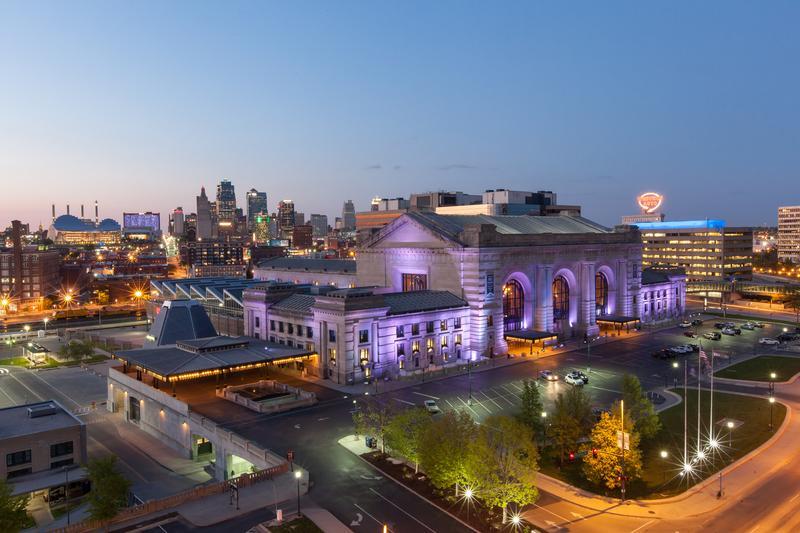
left=1, top=1, right=799, bottom=229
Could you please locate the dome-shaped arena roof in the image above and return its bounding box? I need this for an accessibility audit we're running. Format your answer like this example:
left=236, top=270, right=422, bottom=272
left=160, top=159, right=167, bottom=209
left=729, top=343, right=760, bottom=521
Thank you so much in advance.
left=98, top=218, right=121, bottom=231
left=52, top=214, right=92, bottom=231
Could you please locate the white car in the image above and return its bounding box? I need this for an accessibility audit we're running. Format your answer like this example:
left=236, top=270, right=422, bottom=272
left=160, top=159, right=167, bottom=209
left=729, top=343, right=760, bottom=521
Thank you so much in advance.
left=539, top=370, right=559, bottom=382
left=564, top=372, right=586, bottom=386
left=670, top=345, right=691, bottom=354
left=759, top=337, right=780, bottom=345
left=423, top=400, right=440, bottom=414
left=678, top=321, right=692, bottom=328
left=721, top=328, right=736, bottom=336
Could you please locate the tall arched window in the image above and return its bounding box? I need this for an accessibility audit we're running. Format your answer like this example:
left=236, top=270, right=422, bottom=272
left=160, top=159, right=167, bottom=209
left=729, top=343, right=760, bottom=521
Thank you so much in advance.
left=553, top=276, right=570, bottom=320
left=502, top=280, right=524, bottom=331
left=595, top=271, right=608, bottom=315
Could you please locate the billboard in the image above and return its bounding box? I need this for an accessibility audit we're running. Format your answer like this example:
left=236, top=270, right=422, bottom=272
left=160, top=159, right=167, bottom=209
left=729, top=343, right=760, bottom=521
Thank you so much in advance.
left=123, top=212, right=161, bottom=231
left=636, top=192, right=664, bottom=214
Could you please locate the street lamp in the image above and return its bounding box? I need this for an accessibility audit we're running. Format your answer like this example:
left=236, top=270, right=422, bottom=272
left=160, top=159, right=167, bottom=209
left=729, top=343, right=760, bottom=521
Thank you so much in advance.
left=294, top=470, right=302, bottom=516
left=660, top=450, right=668, bottom=483
left=463, top=487, right=474, bottom=523
left=43, top=317, right=49, bottom=334
left=769, top=396, right=776, bottom=431
left=727, top=420, right=735, bottom=446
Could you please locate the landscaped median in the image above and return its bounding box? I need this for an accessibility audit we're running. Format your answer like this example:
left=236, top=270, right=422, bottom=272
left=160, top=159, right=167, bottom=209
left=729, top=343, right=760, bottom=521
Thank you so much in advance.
left=540, top=389, right=786, bottom=499
left=715, top=355, right=800, bottom=382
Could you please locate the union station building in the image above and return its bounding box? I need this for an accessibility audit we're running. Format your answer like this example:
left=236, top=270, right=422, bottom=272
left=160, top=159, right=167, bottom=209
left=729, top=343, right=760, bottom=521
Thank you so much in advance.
left=242, top=211, right=686, bottom=384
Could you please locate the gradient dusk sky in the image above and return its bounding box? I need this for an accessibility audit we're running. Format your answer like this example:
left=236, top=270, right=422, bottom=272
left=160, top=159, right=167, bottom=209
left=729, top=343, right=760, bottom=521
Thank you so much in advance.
left=1, top=1, right=798, bottom=229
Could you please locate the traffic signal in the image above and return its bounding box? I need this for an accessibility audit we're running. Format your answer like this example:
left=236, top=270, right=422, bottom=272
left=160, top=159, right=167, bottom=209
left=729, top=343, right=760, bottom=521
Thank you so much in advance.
left=568, top=451, right=575, bottom=461
left=592, top=448, right=598, bottom=458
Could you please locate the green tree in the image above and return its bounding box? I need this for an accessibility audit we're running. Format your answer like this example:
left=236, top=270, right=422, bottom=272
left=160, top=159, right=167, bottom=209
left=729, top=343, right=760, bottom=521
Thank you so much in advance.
left=517, top=380, right=545, bottom=442
left=785, top=293, right=800, bottom=326
left=582, top=402, right=643, bottom=491
left=465, top=415, right=539, bottom=522
left=0, top=479, right=30, bottom=533
left=384, top=407, right=432, bottom=473
left=419, top=409, right=478, bottom=494
left=352, top=399, right=394, bottom=453
left=621, top=374, right=661, bottom=440
left=550, top=386, right=593, bottom=464
left=86, top=456, right=131, bottom=525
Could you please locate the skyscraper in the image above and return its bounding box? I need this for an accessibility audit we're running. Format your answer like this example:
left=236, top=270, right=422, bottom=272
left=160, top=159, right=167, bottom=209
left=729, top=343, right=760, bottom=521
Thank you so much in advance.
left=215, top=179, right=237, bottom=227
left=277, top=200, right=296, bottom=239
left=196, top=187, right=213, bottom=240
left=170, top=207, right=185, bottom=236
left=778, top=205, right=800, bottom=263
left=310, top=214, right=328, bottom=238
left=246, top=189, right=268, bottom=230
left=342, top=200, right=356, bottom=231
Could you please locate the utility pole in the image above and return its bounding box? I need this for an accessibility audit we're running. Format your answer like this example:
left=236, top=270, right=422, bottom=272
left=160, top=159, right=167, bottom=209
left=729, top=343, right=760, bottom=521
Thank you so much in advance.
left=621, top=399, right=626, bottom=502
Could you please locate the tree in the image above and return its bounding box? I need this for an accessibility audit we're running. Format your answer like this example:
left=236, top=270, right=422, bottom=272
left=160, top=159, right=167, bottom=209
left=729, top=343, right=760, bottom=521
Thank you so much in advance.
left=419, top=409, right=477, bottom=494
left=0, top=479, right=30, bottom=533
left=384, top=407, right=432, bottom=473
left=465, top=415, right=539, bottom=522
left=352, top=399, right=394, bottom=453
left=785, top=293, right=800, bottom=326
left=86, top=456, right=131, bottom=525
left=58, top=340, right=95, bottom=361
left=622, top=374, right=661, bottom=440
left=550, top=386, right=593, bottom=464
left=517, top=380, right=545, bottom=443
left=582, top=402, right=643, bottom=491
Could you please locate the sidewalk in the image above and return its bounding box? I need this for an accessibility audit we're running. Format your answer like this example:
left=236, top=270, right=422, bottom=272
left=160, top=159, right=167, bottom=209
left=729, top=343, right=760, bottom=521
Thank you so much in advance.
left=293, top=320, right=685, bottom=398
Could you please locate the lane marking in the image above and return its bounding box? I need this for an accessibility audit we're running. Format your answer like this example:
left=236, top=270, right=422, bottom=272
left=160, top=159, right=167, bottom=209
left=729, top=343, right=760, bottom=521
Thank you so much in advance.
left=28, top=371, right=85, bottom=409
left=7, top=372, right=44, bottom=402
left=456, top=396, right=481, bottom=417
left=369, top=488, right=437, bottom=533
left=629, top=519, right=656, bottom=533
left=587, top=385, right=622, bottom=394
left=392, top=398, right=415, bottom=406
left=444, top=398, right=459, bottom=412
left=353, top=502, right=391, bottom=531
left=412, top=392, right=440, bottom=400
left=531, top=502, right=571, bottom=523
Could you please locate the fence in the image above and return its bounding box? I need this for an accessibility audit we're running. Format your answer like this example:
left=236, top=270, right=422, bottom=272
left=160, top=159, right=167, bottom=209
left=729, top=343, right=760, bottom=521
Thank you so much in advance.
left=47, top=463, right=288, bottom=533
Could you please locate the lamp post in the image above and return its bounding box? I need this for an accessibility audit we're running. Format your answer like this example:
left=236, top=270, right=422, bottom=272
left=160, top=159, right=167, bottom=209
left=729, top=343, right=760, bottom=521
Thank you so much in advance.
left=672, top=360, right=679, bottom=389
left=467, top=357, right=473, bottom=405
left=464, top=487, right=473, bottom=524
left=726, top=420, right=735, bottom=447
left=541, top=411, right=548, bottom=442
left=294, top=470, right=302, bottom=516
left=769, top=396, right=776, bottom=431
left=660, top=450, right=668, bottom=483
left=769, top=372, right=776, bottom=395
left=43, top=317, right=49, bottom=334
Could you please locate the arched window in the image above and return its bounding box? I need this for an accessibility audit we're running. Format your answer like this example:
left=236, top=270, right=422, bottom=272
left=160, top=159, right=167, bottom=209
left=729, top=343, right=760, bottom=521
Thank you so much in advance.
left=553, top=276, right=570, bottom=320
left=502, top=280, right=524, bottom=331
left=595, top=272, right=608, bottom=315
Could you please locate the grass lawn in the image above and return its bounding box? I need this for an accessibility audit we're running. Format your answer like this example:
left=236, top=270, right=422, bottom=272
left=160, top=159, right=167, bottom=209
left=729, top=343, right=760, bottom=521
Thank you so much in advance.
left=0, top=356, right=29, bottom=366
left=268, top=515, right=323, bottom=533
left=540, top=390, right=785, bottom=499
left=715, top=355, right=800, bottom=382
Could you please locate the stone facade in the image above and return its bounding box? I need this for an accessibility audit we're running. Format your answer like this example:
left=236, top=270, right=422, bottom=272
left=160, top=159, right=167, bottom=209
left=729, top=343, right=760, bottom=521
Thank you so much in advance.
left=356, top=213, right=648, bottom=357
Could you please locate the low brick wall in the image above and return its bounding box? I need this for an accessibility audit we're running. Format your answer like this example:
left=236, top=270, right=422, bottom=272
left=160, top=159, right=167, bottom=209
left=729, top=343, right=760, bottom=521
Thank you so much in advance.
left=217, top=379, right=316, bottom=414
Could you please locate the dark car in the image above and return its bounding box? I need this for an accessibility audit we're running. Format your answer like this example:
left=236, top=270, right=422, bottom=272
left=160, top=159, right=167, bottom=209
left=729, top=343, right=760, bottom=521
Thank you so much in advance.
left=704, top=332, right=722, bottom=340
left=733, top=328, right=742, bottom=335
left=684, top=330, right=697, bottom=338
left=688, top=343, right=700, bottom=352
left=575, top=371, right=589, bottom=384
left=691, top=319, right=703, bottom=326
left=714, top=323, right=726, bottom=329
left=652, top=349, right=675, bottom=360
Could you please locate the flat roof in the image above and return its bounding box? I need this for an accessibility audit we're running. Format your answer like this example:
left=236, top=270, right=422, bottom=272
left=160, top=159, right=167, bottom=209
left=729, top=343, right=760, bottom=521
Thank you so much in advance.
left=504, top=330, right=559, bottom=342
left=115, top=337, right=315, bottom=380
left=0, top=400, right=82, bottom=439
left=11, top=465, right=87, bottom=497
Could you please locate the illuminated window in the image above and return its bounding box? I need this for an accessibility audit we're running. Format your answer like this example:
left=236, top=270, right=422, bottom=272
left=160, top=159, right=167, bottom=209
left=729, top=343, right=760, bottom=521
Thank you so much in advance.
left=412, top=340, right=420, bottom=354
left=595, top=272, right=608, bottom=315
left=359, top=348, right=369, bottom=364
left=502, top=280, right=524, bottom=331
left=328, top=348, right=336, bottom=364
left=440, top=320, right=448, bottom=331
left=402, top=273, right=427, bottom=292
left=553, top=276, right=570, bottom=320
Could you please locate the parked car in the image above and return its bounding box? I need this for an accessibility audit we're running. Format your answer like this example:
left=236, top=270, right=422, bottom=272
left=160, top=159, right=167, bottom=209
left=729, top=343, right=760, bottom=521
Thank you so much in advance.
left=778, top=333, right=800, bottom=343
left=539, top=369, right=559, bottom=382
left=423, top=400, right=441, bottom=414
left=592, top=407, right=610, bottom=421
left=721, top=328, right=736, bottom=336
left=704, top=332, right=722, bottom=340
left=753, top=322, right=766, bottom=328
left=714, top=323, right=726, bottom=329
left=741, top=323, right=755, bottom=330
left=759, top=337, right=780, bottom=345
left=684, top=330, right=698, bottom=338
left=573, top=370, right=589, bottom=384
left=679, top=321, right=692, bottom=328
left=691, top=319, right=704, bottom=326
left=686, top=343, right=700, bottom=352
left=565, top=371, right=586, bottom=386
left=653, top=349, right=675, bottom=360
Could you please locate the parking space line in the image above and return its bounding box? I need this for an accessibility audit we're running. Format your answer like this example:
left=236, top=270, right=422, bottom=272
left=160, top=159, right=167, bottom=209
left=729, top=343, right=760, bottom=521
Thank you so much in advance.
left=457, top=396, right=484, bottom=416
left=493, top=387, right=517, bottom=406
left=369, top=488, right=437, bottom=533
left=588, top=385, right=622, bottom=394
left=444, top=398, right=460, bottom=412
left=479, top=390, right=504, bottom=410
left=393, top=398, right=415, bottom=406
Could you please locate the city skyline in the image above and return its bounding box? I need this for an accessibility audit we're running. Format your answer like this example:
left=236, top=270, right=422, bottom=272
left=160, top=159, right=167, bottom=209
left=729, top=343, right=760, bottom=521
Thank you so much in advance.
left=3, top=2, right=799, bottom=227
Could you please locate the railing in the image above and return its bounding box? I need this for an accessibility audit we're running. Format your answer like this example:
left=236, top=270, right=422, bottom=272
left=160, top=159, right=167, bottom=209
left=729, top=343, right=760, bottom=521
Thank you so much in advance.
left=47, top=463, right=288, bottom=533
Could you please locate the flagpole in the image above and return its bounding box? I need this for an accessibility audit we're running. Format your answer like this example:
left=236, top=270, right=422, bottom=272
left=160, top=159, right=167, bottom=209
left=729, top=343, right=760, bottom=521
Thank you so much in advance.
left=684, top=359, right=688, bottom=465
left=697, top=342, right=702, bottom=457
left=709, top=343, right=714, bottom=446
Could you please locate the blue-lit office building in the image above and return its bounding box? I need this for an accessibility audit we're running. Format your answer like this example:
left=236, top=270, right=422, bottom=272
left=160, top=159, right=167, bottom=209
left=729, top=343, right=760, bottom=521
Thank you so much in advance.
left=634, top=219, right=752, bottom=282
